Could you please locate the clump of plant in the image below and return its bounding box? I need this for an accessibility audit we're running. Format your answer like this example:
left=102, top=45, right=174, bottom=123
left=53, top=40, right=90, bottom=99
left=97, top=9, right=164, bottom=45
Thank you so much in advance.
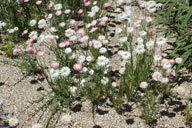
left=0, top=40, right=15, bottom=57
left=152, top=0, right=192, bottom=75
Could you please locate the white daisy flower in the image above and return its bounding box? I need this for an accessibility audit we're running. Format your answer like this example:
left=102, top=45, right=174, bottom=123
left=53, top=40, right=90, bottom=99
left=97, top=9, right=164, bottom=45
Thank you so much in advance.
left=61, top=115, right=71, bottom=124
left=70, top=86, right=77, bottom=94
left=89, top=69, right=94, bottom=75
left=54, top=4, right=62, bottom=10
left=37, top=34, right=45, bottom=43
left=65, top=48, right=72, bottom=54
left=101, top=77, right=109, bottom=85
left=102, top=40, right=109, bottom=45
left=139, top=81, right=148, bottom=89
left=93, top=40, right=102, bottom=49
left=112, top=82, right=117, bottom=88
left=60, top=67, right=71, bottom=77
left=127, top=27, right=134, bottom=33
left=175, top=57, right=183, bottom=64
left=32, top=123, right=43, bottom=128
left=97, top=56, right=109, bottom=66
left=121, top=51, right=131, bottom=60
left=115, top=28, right=122, bottom=34
left=154, top=55, right=162, bottom=61
left=137, top=37, right=144, bottom=44
left=139, top=30, right=147, bottom=37
left=29, top=19, right=36, bottom=26
left=50, top=69, right=60, bottom=78
left=99, top=47, right=107, bottom=54
left=69, top=53, right=76, bottom=59
left=152, top=71, right=162, bottom=81
left=86, top=56, right=93, bottom=62
left=118, top=13, right=127, bottom=21
left=135, top=46, right=145, bottom=54
left=120, top=37, right=128, bottom=43
left=91, top=6, right=99, bottom=13
left=177, top=86, right=185, bottom=94
left=65, top=29, right=75, bottom=37
left=38, top=19, right=46, bottom=29
left=9, top=117, right=19, bottom=127
left=156, top=37, right=167, bottom=46
left=146, top=40, right=155, bottom=47
left=29, top=31, right=38, bottom=39
left=78, top=55, right=86, bottom=64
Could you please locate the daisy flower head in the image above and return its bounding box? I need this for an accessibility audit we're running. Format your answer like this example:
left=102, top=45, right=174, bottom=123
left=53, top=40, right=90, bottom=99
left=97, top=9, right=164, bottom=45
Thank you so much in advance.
left=9, top=117, right=19, bottom=127
left=154, top=55, right=162, bottom=61
left=38, top=19, right=46, bottom=29
left=91, top=6, right=99, bottom=13
left=127, top=27, right=134, bottom=33
left=70, top=86, right=77, bottom=94
left=147, top=7, right=156, bottom=13
left=13, top=48, right=21, bottom=56
left=89, top=69, right=94, bottom=75
left=104, top=2, right=110, bottom=8
left=169, top=59, right=175, bottom=64
left=29, top=19, right=37, bottom=26
left=135, top=46, right=145, bottom=54
left=56, top=10, right=62, bottom=16
left=54, top=3, right=62, bottom=10
left=65, top=29, right=75, bottom=37
left=37, top=34, right=45, bottom=43
left=101, top=16, right=109, bottom=22
left=88, top=11, right=95, bottom=17
left=78, top=55, right=86, bottom=64
left=117, top=0, right=125, bottom=5
left=73, top=64, right=82, bottom=71
left=61, top=115, right=71, bottom=124
left=37, top=51, right=45, bottom=57
left=91, top=20, right=97, bottom=26
left=112, top=82, right=117, bottom=88
left=137, top=37, right=144, bottom=44
left=29, top=31, right=38, bottom=40
left=152, top=71, right=162, bottom=81
left=49, top=35, right=56, bottom=41
left=163, top=62, right=172, bottom=69
left=139, top=81, right=148, bottom=89
left=59, top=22, right=65, bottom=27
left=161, top=58, right=169, bottom=65
left=139, top=30, right=147, bottom=37
left=51, top=62, right=59, bottom=69
left=32, top=123, right=43, bottom=128
left=175, top=57, right=183, bottom=64
left=161, top=77, right=169, bottom=84
left=69, top=35, right=77, bottom=41
left=102, top=40, right=109, bottom=45
left=146, top=40, right=155, bottom=47
left=121, top=51, right=131, bottom=60
left=146, top=16, right=152, bottom=22
left=119, top=67, right=125, bottom=74
left=97, top=56, right=109, bottom=66
left=36, top=1, right=42, bottom=5
left=93, top=40, right=102, bottom=49
left=99, top=47, right=107, bottom=54
left=64, top=9, right=71, bottom=14
left=59, top=42, right=66, bottom=48
left=120, top=37, right=128, bottom=43
left=115, top=28, right=122, bottom=34
left=86, top=56, right=93, bottom=62
left=60, top=67, right=71, bottom=77
left=118, top=13, right=127, bottom=21
left=69, top=53, right=76, bottom=60
left=50, top=68, right=60, bottom=78
left=177, top=86, right=185, bottom=94
left=101, top=77, right=109, bottom=85
left=98, top=35, right=105, bottom=41
left=156, top=37, right=167, bottom=46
